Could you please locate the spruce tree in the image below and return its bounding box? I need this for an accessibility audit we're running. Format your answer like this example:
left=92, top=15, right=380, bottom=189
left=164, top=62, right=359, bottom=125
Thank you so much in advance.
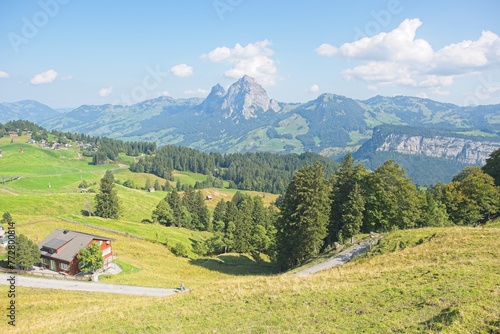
left=167, top=189, right=183, bottom=227
left=276, top=162, right=331, bottom=270
left=13, top=234, right=40, bottom=270
left=94, top=170, right=120, bottom=219
left=328, top=153, right=367, bottom=244
left=340, top=183, right=365, bottom=243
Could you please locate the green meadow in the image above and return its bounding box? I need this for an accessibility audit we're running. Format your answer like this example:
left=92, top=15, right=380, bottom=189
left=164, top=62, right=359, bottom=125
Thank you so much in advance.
left=0, top=139, right=499, bottom=333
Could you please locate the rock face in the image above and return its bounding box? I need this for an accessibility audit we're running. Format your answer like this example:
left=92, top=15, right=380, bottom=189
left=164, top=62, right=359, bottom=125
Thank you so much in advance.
left=220, top=75, right=281, bottom=119
left=376, top=133, right=500, bottom=165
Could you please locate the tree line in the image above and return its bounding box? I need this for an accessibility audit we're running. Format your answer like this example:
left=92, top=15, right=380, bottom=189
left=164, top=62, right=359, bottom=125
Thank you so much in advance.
left=130, top=145, right=337, bottom=194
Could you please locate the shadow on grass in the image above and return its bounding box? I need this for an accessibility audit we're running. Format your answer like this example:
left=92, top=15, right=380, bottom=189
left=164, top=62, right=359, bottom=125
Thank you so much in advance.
left=419, top=305, right=460, bottom=332
left=189, top=254, right=279, bottom=276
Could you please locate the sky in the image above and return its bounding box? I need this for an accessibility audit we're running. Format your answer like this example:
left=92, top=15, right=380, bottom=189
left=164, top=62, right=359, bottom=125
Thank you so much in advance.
left=1, top=0, right=500, bottom=108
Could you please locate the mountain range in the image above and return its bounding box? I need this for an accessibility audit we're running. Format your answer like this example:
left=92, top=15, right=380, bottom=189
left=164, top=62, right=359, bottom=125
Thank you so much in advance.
left=2, top=75, right=500, bottom=184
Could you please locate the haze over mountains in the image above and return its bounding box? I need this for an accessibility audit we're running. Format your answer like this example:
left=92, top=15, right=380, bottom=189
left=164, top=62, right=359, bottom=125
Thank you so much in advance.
left=2, top=75, right=500, bottom=184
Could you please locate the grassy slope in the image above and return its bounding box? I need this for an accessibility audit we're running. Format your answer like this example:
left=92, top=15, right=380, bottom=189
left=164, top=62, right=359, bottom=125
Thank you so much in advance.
left=1, top=226, right=498, bottom=333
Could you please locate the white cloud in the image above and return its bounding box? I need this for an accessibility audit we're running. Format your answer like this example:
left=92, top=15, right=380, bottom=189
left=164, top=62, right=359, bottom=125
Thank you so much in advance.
left=98, top=86, right=113, bottom=97
left=202, top=39, right=278, bottom=86
left=317, top=19, right=433, bottom=64
left=429, top=87, right=450, bottom=96
left=306, top=84, right=320, bottom=93
left=170, top=64, right=193, bottom=77
left=60, top=75, right=73, bottom=81
left=317, top=18, right=500, bottom=92
left=433, top=30, right=500, bottom=75
left=183, top=88, right=209, bottom=96
left=160, top=90, right=170, bottom=97
left=30, top=69, right=58, bottom=85
left=0, top=71, right=9, bottom=78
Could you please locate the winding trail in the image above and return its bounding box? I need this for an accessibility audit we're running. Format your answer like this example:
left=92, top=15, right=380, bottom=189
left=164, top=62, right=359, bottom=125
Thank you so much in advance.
left=0, top=273, right=181, bottom=297
left=293, top=234, right=382, bottom=277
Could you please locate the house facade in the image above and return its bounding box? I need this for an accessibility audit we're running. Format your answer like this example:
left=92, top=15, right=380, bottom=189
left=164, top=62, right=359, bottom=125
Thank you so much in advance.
left=39, top=229, right=114, bottom=275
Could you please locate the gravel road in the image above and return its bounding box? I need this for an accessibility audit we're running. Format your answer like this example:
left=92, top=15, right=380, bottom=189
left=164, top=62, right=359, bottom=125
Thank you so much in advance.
left=1, top=273, right=181, bottom=297
left=293, top=234, right=382, bottom=277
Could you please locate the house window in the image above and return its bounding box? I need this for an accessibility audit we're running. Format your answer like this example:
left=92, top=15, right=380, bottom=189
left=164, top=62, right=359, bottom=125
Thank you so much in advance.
left=41, top=258, right=49, bottom=265
left=102, top=247, right=111, bottom=257
left=60, top=263, right=69, bottom=271
left=99, top=240, right=103, bottom=246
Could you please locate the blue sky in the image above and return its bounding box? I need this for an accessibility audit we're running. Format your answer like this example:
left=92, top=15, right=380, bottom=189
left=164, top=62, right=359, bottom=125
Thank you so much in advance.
left=1, top=0, right=500, bottom=108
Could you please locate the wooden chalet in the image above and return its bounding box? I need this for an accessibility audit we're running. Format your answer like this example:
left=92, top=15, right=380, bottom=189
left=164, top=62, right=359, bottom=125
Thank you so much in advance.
left=39, top=229, right=114, bottom=275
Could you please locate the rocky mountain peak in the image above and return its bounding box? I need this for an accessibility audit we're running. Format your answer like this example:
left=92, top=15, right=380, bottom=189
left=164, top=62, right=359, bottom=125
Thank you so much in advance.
left=220, top=75, right=281, bottom=119
left=208, top=83, right=226, bottom=98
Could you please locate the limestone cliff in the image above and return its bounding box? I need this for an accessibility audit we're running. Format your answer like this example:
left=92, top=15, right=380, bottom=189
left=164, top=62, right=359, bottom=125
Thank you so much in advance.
left=376, top=133, right=500, bottom=165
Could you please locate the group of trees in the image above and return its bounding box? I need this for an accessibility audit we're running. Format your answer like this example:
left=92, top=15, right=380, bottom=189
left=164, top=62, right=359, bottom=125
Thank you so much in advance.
left=130, top=146, right=337, bottom=194
left=152, top=188, right=210, bottom=231
left=276, top=153, right=500, bottom=270
left=199, top=192, right=277, bottom=257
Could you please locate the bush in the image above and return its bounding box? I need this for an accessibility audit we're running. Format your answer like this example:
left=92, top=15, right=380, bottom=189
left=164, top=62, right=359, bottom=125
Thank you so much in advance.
left=122, top=179, right=136, bottom=189
left=192, top=240, right=208, bottom=256
left=171, top=242, right=188, bottom=257
left=78, top=180, right=89, bottom=189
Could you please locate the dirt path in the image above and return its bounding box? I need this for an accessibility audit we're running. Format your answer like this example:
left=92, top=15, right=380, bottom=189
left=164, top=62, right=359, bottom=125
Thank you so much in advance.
left=1, top=273, right=182, bottom=297
left=293, top=234, right=382, bottom=277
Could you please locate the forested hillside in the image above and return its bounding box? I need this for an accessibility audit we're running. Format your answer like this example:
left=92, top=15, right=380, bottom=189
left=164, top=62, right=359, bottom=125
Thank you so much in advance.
left=130, top=146, right=338, bottom=194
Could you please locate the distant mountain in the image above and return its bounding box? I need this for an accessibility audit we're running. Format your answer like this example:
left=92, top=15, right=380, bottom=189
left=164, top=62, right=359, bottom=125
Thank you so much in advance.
left=0, top=100, right=60, bottom=123
left=4, top=75, right=499, bottom=184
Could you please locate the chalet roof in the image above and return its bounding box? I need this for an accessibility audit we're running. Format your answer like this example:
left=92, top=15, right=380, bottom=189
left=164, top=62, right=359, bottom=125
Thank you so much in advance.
left=39, top=229, right=114, bottom=263
left=44, top=238, right=68, bottom=250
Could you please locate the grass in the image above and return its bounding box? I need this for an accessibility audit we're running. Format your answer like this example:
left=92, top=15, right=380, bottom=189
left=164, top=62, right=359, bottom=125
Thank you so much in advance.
left=1, top=226, right=498, bottom=333
left=112, top=259, right=140, bottom=274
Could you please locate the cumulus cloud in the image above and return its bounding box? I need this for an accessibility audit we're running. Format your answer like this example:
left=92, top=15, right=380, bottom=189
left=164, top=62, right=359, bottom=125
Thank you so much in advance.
left=306, top=84, right=320, bottom=93
left=0, top=71, right=9, bottom=78
left=30, top=69, right=58, bottom=85
left=317, top=18, right=500, bottom=91
left=160, top=90, right=170, bottom=97
left=99, top=86, right=113, bottom=97
left=170, top=64, right=193, bottom=77
left=184, top=88, right=209, bottom=96
left=202, top=40, right=278, bottom=86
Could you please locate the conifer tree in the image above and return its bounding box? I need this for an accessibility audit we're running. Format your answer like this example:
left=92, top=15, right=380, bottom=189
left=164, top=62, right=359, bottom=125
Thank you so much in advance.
left=94, top=170, right=120, bottom=219
left=339, top=183, right=365, bottom=243
left=276, top=162, right=331, bottom=270
left=13, top=234, right=40, bottom=270
left=154, top=179, right=162, bottom=191
left=167, top=189, right=183, bottom=227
